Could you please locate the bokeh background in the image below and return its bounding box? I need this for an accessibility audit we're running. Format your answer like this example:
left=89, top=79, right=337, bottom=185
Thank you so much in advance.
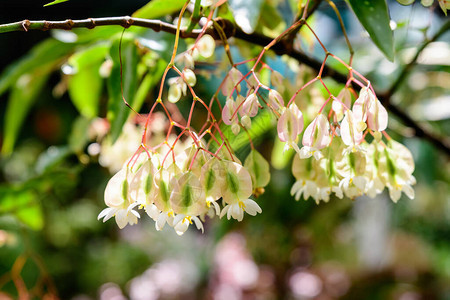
left=0, top=0, right=449, bottom=299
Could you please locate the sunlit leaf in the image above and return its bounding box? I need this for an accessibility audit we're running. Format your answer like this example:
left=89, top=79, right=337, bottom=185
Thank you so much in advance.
left=107, top=37, right=140, bottom=143
left=67, top=43, right=110, bottom=118
left=0, top=189, right=43, bottom=230
left=132, top=0, right=187, bottom=19
left=44, top=0, right=69, bottom=6
left=228, top=0, right=265, bottom=34
left=347, top=0, right=395, bottom=61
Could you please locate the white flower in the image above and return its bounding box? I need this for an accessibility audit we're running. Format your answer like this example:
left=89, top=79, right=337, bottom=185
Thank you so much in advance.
left=98, top=167, right=140, bottom=229
left=172, top=214, right=204, bottom=235
left=155, top=211, right=174, bottom=231
left=220, top=199, right=262, bottom=221
left=219, top=161, right=262, bottom=221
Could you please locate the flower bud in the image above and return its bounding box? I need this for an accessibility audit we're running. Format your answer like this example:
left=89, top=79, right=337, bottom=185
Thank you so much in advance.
left=197, top=34, right=215, bottom=58
left=268, top=89, right=284, bottom=111
left=168, top=82, right=182, bottom=103
left=302, top=114, right=331, bottom=150
left=277, top=103, right=304, bottom=143
left=242, top=93, right=259, bottom=117
left=183, top=69, right=197, bottom=87
left=241, top=115, right=251, bottom=128
left=222, top=98, right=237, bottom=125
left=340, top=110, right=364, bottom=147
left=367, top=99, right=388, bottom=132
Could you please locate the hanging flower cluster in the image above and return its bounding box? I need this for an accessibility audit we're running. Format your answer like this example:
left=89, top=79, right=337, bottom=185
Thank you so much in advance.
left=98, top=144, right=268, bottom=235
left=96, top=0, right=416, bottom=234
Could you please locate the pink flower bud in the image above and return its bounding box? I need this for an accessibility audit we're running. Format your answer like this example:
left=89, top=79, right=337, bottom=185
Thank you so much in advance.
left=268, top=89, right=284, bottom=111
left=277, top=104, right=304, bottom=143
left=242, top=93, right=259, bottom=117
left=222, top=67, right=244, bottom=96
left=302, top=114, right=331, bottom=150
left=340, top=110, right=364, bottom=147
left=222, top=98, right=237, bottom=125
left=352, top=86, right=375, bottom=123
left=367, top=99, right=388, bottom=132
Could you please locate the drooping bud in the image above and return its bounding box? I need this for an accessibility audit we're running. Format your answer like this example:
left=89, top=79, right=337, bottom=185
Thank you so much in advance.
left=302, top=114, right=331, bottom=150
left=340, top=110, right=364, bottom=148
left=222, top=67, right=244, bottom=96
left=196, top=34, right=215, bottom=58
left=183, top=68, right=197, bottom=87
left=168, top=82, right=182, bottom=103
left=277, top=103, right=304, bottom=144
left=268, top=89, right=285, bottom=111
left=367, top=99, right=388, bottom=132
left=242, top=93, right=259, bottom=117
left=222, top=98, right=238, bottom=125
left=332, top=88, right=352, bottom=121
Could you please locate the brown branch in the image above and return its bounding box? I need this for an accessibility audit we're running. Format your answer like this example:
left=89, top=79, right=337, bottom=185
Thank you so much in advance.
left=0, top=16, right=449, bottom=156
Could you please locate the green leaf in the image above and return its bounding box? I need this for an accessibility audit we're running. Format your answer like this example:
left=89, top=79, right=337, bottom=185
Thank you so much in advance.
left=228, top=0, right=265, bottom=34
left=271, top=138, right=294, bottom=170
left=132, top=0, right=187, bottom=19
left=347, top=0, right=395, bottom=61
left=2, top=67, right=52, bottom=155
left=67, top=43, right=110, bottom=118
left=0, top=39, right=75, bottom=96
left=68, top=117, right=91, bottom=154
left=107, top=37, right=140, bottom=143
left=229, top=111, right=274, bottom=152
left=0, top=189, right=43, bottom=230
left=44, top=0, right=69, bottom=7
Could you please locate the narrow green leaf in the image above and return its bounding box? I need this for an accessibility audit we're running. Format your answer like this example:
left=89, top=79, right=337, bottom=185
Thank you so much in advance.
left=347, top=0, right=395, bottom=61
left=132, top=0, right=187, bottom=19
left=2, top=67, right=52, bottom=155
left=67, top=43, right=110, bottom=118
left=107, top=38, right=140, bottom=143
left=44, top=0, right=69, bottom=7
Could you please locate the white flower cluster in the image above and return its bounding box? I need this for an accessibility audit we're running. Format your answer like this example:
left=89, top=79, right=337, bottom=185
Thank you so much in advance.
left=221, top=70, right=415, bottom=203
left=98, top=145, right=269, bottom=235
left=290, top=138, right=416, bottom=203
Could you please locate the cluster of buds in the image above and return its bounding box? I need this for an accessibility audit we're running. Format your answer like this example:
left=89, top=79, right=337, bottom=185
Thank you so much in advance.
left=98, top=141, right=269, bottom=235
left=278, top=86, right=415, bottom=203
left=220, top=65, right=415, bottom=204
